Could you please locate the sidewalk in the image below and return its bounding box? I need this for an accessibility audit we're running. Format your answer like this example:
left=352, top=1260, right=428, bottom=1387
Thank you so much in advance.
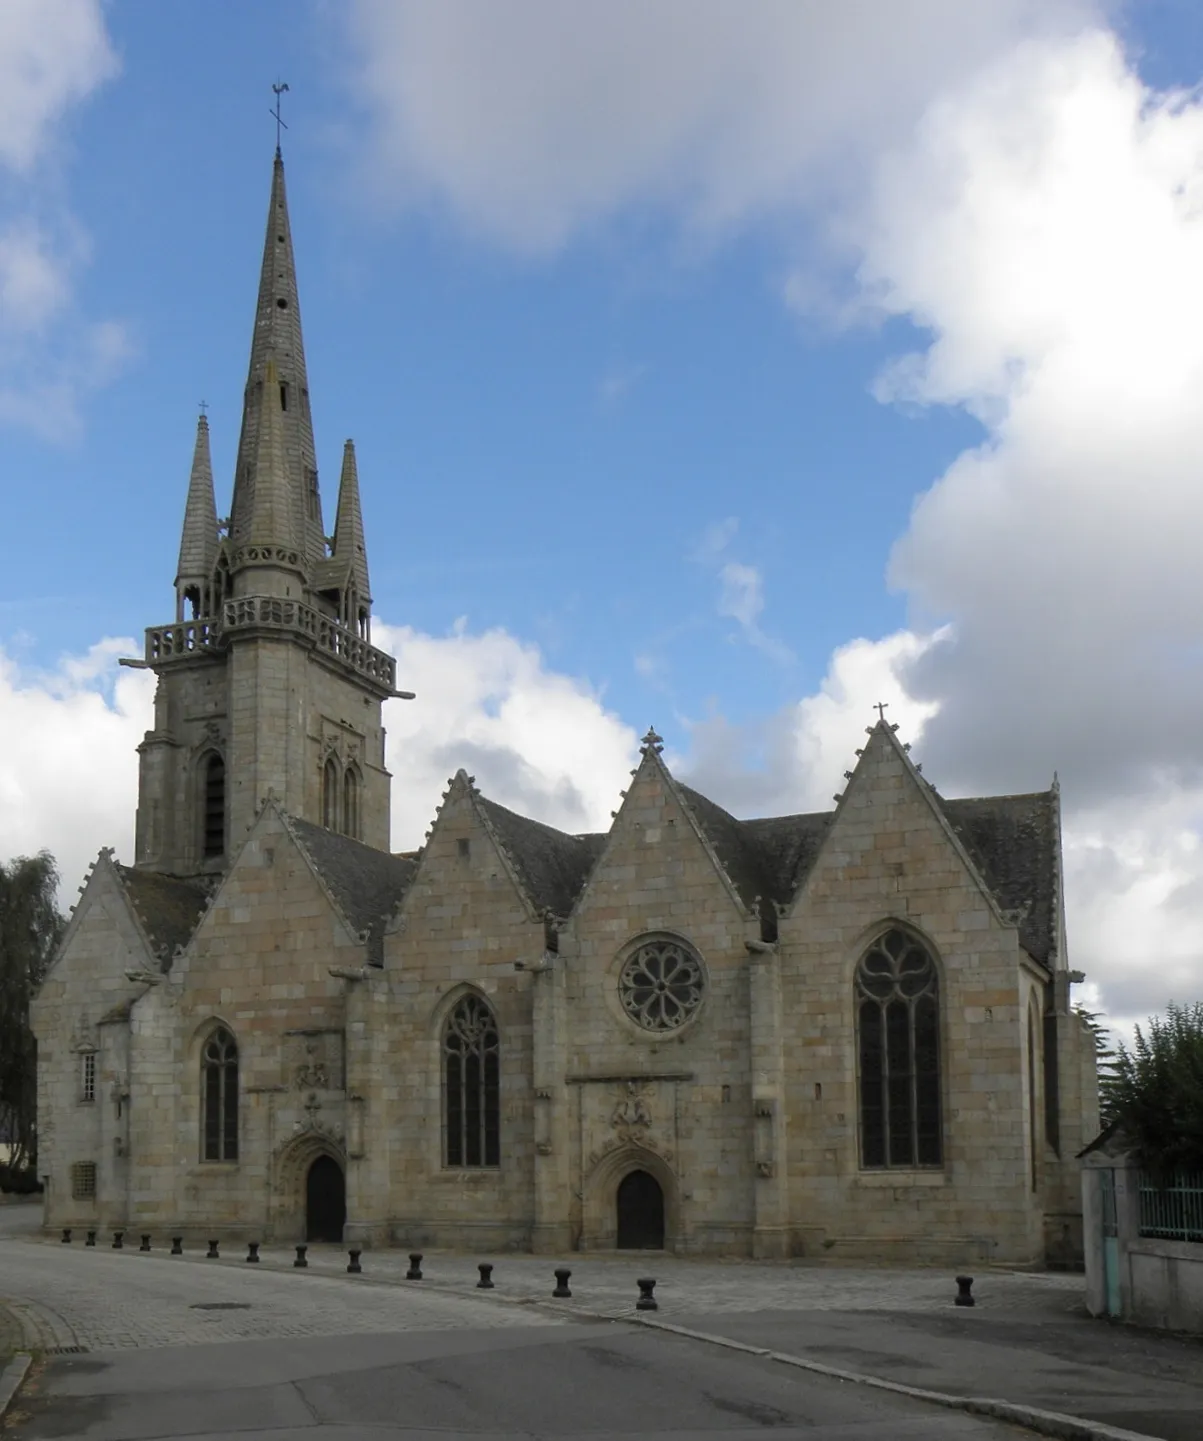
left=13, top=1217, right=1203, bottom=1441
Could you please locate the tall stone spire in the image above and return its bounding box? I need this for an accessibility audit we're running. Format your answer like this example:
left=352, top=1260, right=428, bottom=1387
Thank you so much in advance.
left=174, top=411, right=219, bottom=621
left=332, top=439, right=371, bottom=626
left=227, top=150, right=326, bottom=573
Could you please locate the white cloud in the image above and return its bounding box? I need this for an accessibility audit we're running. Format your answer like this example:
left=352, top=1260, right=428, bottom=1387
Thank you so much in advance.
left=0, top=623, right=638, bottom=896
left=0, top=0, right=126, bottom=436
left=0, top=640, right=152, bottom=895
left=344, top=0, right=1097, bottom=251
left=0, top=0, right=116, bottom=172
left=377, top=620, right=637, bottom=847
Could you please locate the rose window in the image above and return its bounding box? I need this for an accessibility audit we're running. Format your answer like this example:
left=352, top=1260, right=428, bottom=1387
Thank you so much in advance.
left=618, top=938, right=705, bottom=1031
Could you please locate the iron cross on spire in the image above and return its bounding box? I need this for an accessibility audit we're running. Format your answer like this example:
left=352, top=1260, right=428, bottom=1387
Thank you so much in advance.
left=875, top=701, right=890, bottom=722
left=271, top=81, right=290, bottom=153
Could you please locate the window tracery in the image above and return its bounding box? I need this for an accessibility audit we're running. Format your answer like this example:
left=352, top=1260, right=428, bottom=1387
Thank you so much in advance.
left=856, top=928, right=942, bottom=1168
left=618, top=937, right=705, bottom=1032
left=443, top=995, right=499, bottom=1167
left=201, top=1027, right=239, bottom=1161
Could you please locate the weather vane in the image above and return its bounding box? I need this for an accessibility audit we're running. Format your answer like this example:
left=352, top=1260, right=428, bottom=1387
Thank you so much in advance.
left=271, top=81, right=290, bottom=153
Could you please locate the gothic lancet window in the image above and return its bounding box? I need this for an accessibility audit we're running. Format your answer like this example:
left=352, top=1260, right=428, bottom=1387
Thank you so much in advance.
left=343, top=767, right=359, bottom=840
left=201, top=1027, right=238, bottom=1161
left=322, top=758, right=339, bottom=831
left=856, top=929, right=942, bottom=1168
left=202, top=753, right=225, bottom=859
left=443, top=995, right=500, bottom=1167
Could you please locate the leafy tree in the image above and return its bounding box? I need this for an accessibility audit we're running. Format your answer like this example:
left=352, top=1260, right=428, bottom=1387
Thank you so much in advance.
left=0, top=851, right=63, bottom=1179
left=1106, top=1001, right=1203, bottom=1177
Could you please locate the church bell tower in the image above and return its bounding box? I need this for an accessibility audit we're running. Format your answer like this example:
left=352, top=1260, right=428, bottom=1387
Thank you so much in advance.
left=130, top=147, right=405, bottom=876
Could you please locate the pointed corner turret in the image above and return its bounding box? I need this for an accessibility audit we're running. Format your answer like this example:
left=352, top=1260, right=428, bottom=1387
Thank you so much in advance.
left=332, top=437, right=371, bottom=637
left=175, top=409, right=220, bottom=621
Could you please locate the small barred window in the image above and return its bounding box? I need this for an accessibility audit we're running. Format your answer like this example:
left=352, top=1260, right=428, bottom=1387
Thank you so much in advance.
left=79, top=1051, right=96, bottom=1103
left=71, top=1162, right=97, bottom=1200
left=619, top=937, right=705, bottom=1032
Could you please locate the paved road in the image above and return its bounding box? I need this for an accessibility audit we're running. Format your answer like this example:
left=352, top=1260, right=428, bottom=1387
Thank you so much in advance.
left=6, top=1322, right=1030, bottom=1441
left=0, top=1205, right=1029, bottom=1440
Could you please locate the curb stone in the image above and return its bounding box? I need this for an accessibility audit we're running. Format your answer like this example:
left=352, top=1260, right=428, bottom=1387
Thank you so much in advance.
left=623, top=1315, right=1163, bottom=1441
left=0, top=1354, right=31, bottom=1423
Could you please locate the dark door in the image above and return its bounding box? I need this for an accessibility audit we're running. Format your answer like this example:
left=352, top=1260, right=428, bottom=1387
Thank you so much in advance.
left=616, top=1169, right=664, bottom=1249
left=305, top=1155, right=346, bottom=1242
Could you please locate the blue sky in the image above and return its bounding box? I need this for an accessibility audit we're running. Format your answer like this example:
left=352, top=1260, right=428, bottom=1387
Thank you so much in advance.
left=6, top=1, right=1203, bottom=1033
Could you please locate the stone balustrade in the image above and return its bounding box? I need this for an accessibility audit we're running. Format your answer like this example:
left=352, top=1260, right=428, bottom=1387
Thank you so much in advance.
left=143, top=597, right=396, bottom=692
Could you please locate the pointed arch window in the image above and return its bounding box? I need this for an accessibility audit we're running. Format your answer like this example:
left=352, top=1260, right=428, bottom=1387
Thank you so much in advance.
left=443, top=994, right=500, bottom=1167
left=322, top=757, right=339, bottom=831
left=202, top=752, right=225, bottom=859
left=856, top=928, right=942, bottom=1168
left=201, top=1027, right=238, bottom=1161
left=343, top=767, right=359, bottom=839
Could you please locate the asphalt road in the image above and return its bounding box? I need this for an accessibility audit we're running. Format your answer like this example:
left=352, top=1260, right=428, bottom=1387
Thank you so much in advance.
left=0, top=1208, right=1031, bottom=1441
left=7, top=1323, right=1032, bottom=1441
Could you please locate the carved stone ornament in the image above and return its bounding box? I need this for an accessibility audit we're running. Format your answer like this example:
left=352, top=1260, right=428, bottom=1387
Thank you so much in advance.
left=202, top=719, right=223, bottom=745
left=610, top=1079, right=653, bottom=1139
left=295, top=1040, right=330, bottom=1091
left=70, top=1018, right=98, bottom=1053
left=587, top=1133, right=673, bottom=1173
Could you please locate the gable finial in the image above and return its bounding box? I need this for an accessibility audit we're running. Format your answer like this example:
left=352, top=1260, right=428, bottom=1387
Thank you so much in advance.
left=271, top=81, right=290, bottom=156
left=640, top=726, right=664, bottom=756
left=874, top=700, right=889, bottom=723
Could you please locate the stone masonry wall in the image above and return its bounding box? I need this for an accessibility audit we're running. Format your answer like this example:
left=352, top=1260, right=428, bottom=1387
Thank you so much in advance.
left=779, top=727, right=1044, bottom=1265
left=371, top=782, right=544, bottom=1251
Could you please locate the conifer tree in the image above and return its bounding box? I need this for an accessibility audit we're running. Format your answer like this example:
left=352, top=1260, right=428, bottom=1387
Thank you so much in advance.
left=1107, top=1001, right=1203, bottom=1177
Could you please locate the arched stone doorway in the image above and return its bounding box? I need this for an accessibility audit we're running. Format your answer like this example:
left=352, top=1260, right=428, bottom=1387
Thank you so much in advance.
left=305, top=1155, right=346, bottom=1243
left=616, top=1169, right=665, bottom=1249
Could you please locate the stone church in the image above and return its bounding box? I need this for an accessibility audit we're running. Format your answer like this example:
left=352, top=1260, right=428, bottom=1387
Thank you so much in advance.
left=32, top=148, right=1099, bottom=1265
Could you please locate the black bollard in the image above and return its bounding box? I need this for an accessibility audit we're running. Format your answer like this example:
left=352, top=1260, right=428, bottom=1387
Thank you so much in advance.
left=553, top=1268, right=572, bottom=1298
left=112, top=1230, right=124, bottom=1250
left=406, top=1253, right=423, bottom=1280
left=347, top=1249, right=362, bottom=1274
left=477, top=1262, right=494, bottom=1289
left=294, top=1245, right=308, bottom=1268
left=246, top=1242, right=260, bottom=1263
left=635, top=1277, right=658, bottom=1311
left=170, top=1237, right=183, bottom=1255
left=61, top=1229, right=71, bottom=1244
left=140, top=1234, right=151, bottom=1252
left=85, top=1230, right=96, bottom=1247
left=206, top=1239, right=219, bottom=1259
left=955, top=1275, right=975, bottom=1307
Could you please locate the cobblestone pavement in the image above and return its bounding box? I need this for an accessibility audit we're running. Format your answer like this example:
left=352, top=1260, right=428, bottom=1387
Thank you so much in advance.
left=0, top=1213, right=568, bottom=1352
left=1, top=1201, right=1087, bottom=1343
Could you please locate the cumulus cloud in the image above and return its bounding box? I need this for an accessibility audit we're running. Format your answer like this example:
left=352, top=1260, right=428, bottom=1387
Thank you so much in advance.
left=344, top=0, right=1097, bottom=251
left=0, top=0, right=127, bottom=435
left=0, top=640, right=152, bottom=895
left=0, top=622, right=637, bottom=896
left=376, top=620, right=637, bottom=847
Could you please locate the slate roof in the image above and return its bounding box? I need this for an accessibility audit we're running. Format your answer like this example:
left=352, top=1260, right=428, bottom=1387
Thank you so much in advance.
left=287, top=816, right=418, bottom=962
left=476, top=794, right=603, bottom=918
left=676, top=784, right=831, bottom=915
left=939, top=791, right=1058, bottom=965
left=114, top=865, right=211, bottom=970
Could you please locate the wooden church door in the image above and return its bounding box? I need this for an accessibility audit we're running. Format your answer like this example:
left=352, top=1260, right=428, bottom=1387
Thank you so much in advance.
left=616, top=1169, right=665, bottom=1248
left=305, top=1155, right=346, bottom=1243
